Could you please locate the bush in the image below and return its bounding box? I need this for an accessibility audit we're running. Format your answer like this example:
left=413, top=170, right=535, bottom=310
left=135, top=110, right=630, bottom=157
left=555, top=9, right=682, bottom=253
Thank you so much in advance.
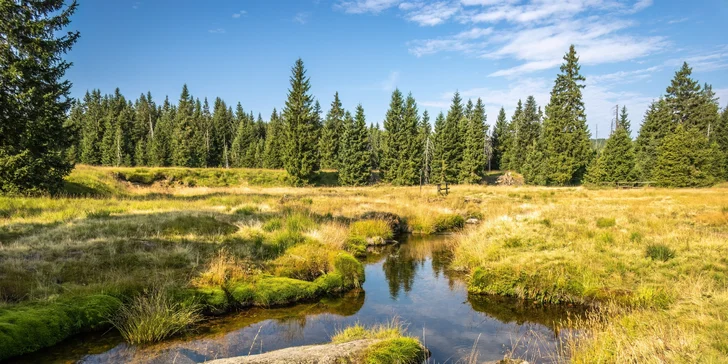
left=646, top=244, right=675, bottom=262
left=350, top=219, right=394, bottom=240
left=596, top=217, right=616, bottom=228
left=0, top=295, right=121, bottom=361
left=110, top=289, right=201, bottom=344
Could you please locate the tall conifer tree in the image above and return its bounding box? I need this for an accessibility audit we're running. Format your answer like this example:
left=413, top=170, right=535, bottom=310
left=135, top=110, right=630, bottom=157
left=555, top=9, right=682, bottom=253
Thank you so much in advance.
left=339, top=105, right=371, bottom=186
left=539, top=45, right=592, bottom=185
left=491, top=107, right=508, bottom=171
left=460, top=98, right=487, bottom=183
left=319, top=93, right=344, bottom=170
left=281, top=59, right=319, bottom=185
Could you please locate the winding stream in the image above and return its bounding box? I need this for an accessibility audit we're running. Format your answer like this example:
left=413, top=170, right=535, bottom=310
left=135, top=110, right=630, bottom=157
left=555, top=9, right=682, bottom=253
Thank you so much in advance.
left=12, top=235, right=577, bottom=363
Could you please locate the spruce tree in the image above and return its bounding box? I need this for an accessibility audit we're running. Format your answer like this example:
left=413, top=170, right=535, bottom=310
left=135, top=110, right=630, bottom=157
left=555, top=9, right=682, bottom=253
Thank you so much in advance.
left=618, top=106, right=631, bottom=136
left=716, top=107, right=728, bottom=179
left=392, top=93, right=421, bottom=185
left=381, top=89, right=405, bottom=182
left=172, top=85, right=196, bottom=167
left=460, top=98, right=487, bottom=184
left=368, top=123, right=382, bottom=172
left=584, top=108, right=636, bottom=184
left=80, top=90, right=104, bottom=165
left=263, top=109, right=285, bottom=169
left=0, top=0, right=80, bottom=194
left=436, top=92, right=465, bottom=183
left=150, top=98, right=174, bottom=166
left=653, top=124, right=722, bottom=187
left=491, top=107, right=508, bottom=171
left=339, top=105, right=371, bottom=186
left=281, top=59, right=319, bottom=185
left=319, top=93, right=344, bottom=170
left=501, top=100, right=522, bottom=171
left=418, top=110, right=432, bottom=184
left=430, top=112, right=446, bottom=183
left=539, top=45, right=592, bottom=185
left=635, top=99, right=671, bottom=180
left=508, top=96, right=541, bottom=173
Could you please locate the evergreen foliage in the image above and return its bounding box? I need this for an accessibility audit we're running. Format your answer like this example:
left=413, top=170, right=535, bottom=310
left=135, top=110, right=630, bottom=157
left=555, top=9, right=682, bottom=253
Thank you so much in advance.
left=585, top=108, right=636, bottom=184
left=319, top=93, right=345, bottom=170
left=281, top=59, right=319, bottom=185
left=537, top=45, right=592, bottom=185
left=460, top=98, right=488, bottom=184
left=490, top=108, right=508, bottom=171
left=433, top=92, right=465, bottom=184
left=339, top=105, right=372, bottom=186
left=0, top=0, right=80, bottom=194
left=653, top=124, right=722, bottom=187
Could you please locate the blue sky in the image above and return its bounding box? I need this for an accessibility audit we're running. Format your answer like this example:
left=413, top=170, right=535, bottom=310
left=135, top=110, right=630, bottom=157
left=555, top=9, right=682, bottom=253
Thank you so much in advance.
left=66, top=0, right=728, bottom=136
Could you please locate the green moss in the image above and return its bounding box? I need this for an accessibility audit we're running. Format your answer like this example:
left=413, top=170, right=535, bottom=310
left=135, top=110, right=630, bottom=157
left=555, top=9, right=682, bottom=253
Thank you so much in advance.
left=469, top=265, right=586, bottom=304
left=253, top=277, right=318, bottom=307
left=0, top=295, right=121, bottom=361
left=344, top=236, right=368, bottom=257
left=365, top=338, right=425, bottom=364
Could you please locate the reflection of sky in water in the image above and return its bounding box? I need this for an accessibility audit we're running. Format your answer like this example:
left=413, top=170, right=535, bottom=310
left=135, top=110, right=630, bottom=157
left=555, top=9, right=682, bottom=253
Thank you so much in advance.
left=13, top=236, right=574, bottom=364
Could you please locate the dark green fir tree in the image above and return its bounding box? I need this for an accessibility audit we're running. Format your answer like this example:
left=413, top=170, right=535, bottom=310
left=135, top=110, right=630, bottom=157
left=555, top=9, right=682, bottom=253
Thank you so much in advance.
left=281, top=59, right=319, bottom=185
left=339, top=105, right=371, bottom=186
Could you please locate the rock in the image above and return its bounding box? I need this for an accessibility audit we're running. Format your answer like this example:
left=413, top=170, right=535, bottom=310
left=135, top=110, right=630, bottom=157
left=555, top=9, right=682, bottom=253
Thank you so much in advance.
left=466, top=218, right=480, bottom=225
left=205, top=339, right=381, bottom=364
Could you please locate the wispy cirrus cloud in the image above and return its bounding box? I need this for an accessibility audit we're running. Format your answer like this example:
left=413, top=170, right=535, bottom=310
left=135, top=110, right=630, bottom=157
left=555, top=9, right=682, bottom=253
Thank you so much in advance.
left=381, top=71, right=401, bottom=91
left=408, top=27, right=492, bottom=56
left=208, top=28, right=226, bottom=34
left=294, top=12, right=312, bottom=24
left=335, top=0, right=401, bottom=14
left=232, top=10, right=247, bottom=18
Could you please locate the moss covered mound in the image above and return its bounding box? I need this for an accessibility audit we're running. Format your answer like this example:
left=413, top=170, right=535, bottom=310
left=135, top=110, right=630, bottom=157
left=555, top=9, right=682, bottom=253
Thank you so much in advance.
left=0, top=295, right=121, bottom=361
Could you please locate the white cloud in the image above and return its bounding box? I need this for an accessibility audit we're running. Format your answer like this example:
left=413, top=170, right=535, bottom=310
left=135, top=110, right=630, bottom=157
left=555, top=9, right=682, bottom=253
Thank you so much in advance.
left=208, top=28, right=226, bottom=34
left=665, top=45, right=728, bottom=73
left=402, top=2, right=461, bottom=26
left=588, top=66, right=661, bottom=85
left=667, top=17, right=689, bottom=24
left=232, top=10, right=247, bottom=18
left=294, top=12, right=311, bottom=24
left=335, top=0, right=401, bottom=14
left=381, top=71, right=401, bottom=91
left=484, top=18, right=667, bottom=77
left=408, top=27, right=492, bottom=56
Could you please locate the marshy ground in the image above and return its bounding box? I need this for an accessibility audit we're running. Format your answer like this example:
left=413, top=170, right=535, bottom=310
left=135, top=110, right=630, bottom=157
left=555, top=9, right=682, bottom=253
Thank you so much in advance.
left=1, top=165, right=727, bottom=363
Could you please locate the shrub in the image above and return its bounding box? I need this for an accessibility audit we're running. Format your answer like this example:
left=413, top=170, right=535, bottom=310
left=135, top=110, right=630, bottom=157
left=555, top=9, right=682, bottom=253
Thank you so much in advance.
left=350, top=219, right=394, bottom=239
left=646, top=244, right=675, bottom=262
left=596, top=217, right=616, bottom=228
left=110, top=289, right=201, bottom=344
left=0, top=295, right=121, bottom=361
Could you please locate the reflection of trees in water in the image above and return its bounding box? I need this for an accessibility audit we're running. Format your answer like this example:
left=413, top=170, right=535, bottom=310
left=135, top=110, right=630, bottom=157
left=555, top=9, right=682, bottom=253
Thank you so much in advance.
left=382, top=246, right=418, bottom=299
left=382, top=236, right=464, bottom=298
left=467, top=294, right=586, bottom=332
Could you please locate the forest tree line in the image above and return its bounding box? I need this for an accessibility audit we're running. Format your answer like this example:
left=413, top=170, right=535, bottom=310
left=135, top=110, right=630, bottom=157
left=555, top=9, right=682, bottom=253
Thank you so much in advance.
left=65, top=46, right=728, bottom=188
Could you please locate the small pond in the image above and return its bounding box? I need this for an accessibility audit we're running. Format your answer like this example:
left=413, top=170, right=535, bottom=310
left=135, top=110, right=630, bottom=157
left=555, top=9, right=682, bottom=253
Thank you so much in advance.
left=12, top=235, right=578, bottom=363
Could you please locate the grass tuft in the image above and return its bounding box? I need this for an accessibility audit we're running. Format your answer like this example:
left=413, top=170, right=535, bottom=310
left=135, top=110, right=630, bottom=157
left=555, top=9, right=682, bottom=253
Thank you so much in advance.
left=645, top=244, right=676, bottom=262
left=110, top=289, right=201, bottom=345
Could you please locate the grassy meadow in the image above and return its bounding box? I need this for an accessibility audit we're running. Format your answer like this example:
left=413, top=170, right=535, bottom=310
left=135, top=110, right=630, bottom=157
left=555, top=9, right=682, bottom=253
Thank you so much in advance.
left=1, top=165, right=727, bottom=362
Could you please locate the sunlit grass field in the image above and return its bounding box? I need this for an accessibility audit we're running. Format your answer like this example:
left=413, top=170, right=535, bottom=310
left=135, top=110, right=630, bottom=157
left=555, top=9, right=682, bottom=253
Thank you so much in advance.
left=1, top=165, right=727, bottom=362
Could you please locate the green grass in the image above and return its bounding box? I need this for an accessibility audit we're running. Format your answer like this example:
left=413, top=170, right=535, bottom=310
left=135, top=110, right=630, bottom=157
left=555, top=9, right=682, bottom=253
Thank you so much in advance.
left=350, top=219, right=394, bottom=240
left=645, top=244, right=676, bottom=262
left=331, top=320, right=425, bottom=364
left=596, top=217, right=616, bottom=228
left=0, top=295, right=121, bottom=360
left=110, top=289, right=201, bottom=345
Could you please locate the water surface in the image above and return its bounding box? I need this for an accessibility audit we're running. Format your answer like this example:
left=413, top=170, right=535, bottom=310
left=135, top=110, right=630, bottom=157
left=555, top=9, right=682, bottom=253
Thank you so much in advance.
left=13, top=235, right=576, bottom=363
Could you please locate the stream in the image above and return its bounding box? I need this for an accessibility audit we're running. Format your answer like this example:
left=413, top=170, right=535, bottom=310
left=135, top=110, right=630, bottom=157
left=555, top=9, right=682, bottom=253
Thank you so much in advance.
left=12, top=235, right=578, bottom=363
